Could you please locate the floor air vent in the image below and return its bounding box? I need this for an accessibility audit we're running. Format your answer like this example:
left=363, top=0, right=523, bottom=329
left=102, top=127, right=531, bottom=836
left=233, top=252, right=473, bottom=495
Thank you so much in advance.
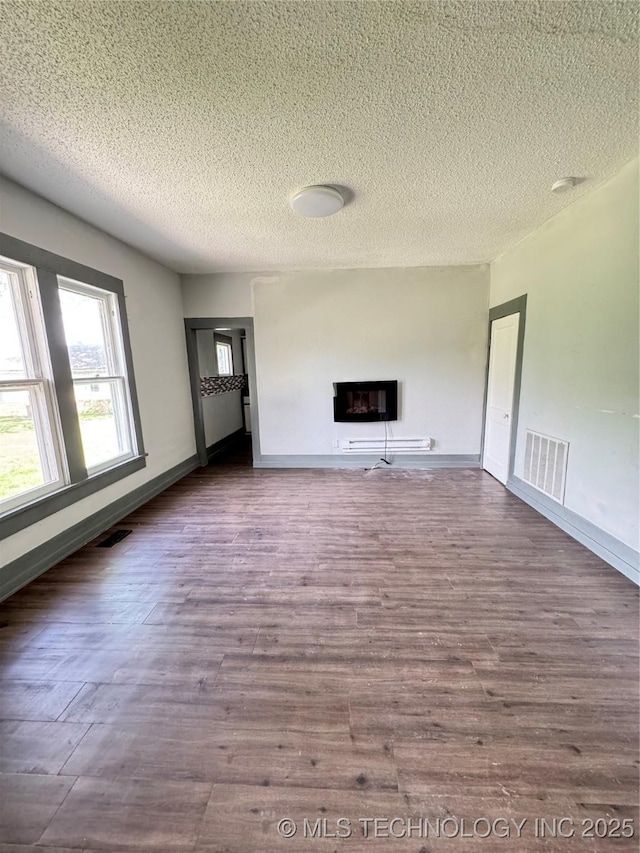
left=96, top=529, right=133, bottom=548
left=523, top=430, right=568, bottom=504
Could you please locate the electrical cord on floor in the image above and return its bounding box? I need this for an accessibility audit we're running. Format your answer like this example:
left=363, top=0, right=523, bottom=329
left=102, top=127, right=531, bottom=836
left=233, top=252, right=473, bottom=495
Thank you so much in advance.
left=367, top=421, right=391, bottom=470
left=381, top=419, right=391, bottom=465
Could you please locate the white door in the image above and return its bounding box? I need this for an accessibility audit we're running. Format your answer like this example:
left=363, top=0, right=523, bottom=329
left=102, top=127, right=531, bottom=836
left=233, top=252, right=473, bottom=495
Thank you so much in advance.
left=483, top=313, right=520, bottom=484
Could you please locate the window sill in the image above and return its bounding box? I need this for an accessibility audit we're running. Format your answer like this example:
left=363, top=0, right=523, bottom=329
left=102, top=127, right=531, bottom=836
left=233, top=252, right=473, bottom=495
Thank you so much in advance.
left=0, top=454, right=147, bottom=541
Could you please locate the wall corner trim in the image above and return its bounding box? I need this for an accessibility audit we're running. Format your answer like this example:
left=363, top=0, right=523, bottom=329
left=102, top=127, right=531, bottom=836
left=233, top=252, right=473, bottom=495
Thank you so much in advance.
left=0, top=454, right=199, bottom=602
left=507, top=476, right=639, bottom=586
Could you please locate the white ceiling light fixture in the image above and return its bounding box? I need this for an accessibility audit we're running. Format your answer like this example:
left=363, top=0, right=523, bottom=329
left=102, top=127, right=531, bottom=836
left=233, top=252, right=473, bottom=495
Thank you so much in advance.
left=290, top=185, right=344, bottom=218
left=551, top=177, right=579, bottom=193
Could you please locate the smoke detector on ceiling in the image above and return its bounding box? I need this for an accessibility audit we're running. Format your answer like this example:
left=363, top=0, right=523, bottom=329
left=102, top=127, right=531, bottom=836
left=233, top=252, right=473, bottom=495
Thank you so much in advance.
left=290, top=185, right=344, bottom=217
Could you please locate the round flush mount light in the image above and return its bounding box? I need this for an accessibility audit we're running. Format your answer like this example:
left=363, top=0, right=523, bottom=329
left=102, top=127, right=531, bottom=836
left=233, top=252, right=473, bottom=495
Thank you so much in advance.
left=290, top=185, right=344, bottom=218
left=551, top=177, right=579, bottom=194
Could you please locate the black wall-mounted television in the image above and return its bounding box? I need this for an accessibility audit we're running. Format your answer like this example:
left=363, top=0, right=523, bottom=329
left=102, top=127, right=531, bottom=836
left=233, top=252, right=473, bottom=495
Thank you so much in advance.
left=333, top=380, right=398, bottom=422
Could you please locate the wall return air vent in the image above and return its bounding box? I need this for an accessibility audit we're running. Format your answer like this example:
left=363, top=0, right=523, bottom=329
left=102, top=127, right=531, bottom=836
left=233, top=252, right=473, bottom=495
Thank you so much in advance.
left=523, top=430, right=569, bottom=504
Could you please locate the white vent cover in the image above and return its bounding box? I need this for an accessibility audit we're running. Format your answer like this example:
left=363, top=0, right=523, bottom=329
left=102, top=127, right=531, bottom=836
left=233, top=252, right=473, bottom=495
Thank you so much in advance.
left=342, top=437, right=432, bottom=453
left=523, top=430, right=569, bottom=503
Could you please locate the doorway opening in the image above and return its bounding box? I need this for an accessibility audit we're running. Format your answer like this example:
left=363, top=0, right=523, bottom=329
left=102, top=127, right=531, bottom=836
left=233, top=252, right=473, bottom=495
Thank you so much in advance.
left=184, top=317, right=260, bottom=467
left=482, top=295, right=527, bottom=485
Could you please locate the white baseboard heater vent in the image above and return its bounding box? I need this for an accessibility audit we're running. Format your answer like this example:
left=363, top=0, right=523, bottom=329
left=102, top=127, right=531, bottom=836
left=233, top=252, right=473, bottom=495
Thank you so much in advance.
left=523, top=429, right=569, bottom=503
left=341, top=437, right=433, bottom=453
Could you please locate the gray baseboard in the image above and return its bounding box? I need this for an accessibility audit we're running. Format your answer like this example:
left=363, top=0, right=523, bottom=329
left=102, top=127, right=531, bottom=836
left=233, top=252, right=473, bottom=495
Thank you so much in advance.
left=508, top=475, right=639, bottom=585
left=0, top=454, right=198, bottom=602
left=206, top=428, right=245, bottom=462
left=254, top=454, right=481, bottom=469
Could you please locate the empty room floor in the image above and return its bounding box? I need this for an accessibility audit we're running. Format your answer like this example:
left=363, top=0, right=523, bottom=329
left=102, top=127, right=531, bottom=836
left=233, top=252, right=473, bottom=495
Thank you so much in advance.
left=0, top=451, right=638, bottom=852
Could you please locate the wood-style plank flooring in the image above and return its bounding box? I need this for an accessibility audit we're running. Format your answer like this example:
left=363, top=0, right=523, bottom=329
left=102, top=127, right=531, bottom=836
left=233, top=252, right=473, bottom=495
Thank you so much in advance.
left=1, top=440, right=638, bottom=851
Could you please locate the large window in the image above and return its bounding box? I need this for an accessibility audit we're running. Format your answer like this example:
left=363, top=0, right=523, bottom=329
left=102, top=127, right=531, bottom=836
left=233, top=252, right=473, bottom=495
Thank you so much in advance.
left=0, top=233, right=145, bottom=538
left=58, top=279, right=135, bottom=473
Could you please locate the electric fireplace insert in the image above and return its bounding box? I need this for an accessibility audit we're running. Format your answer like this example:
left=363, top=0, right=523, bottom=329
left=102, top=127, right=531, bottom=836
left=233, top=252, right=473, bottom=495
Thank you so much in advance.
left=333, top=380, right=398, bottom=422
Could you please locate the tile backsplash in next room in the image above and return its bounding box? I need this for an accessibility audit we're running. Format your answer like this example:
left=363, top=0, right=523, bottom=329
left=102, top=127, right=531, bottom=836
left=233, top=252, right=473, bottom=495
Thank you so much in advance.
left=200, top=375, right=248, bottom=397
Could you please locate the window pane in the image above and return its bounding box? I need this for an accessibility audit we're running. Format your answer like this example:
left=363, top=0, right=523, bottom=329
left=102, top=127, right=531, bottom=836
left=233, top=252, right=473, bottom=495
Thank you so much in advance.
left=0, top=271, right=26, bottom=380
left=0, top=388, right=47, bottom=501
left=75, top=380, right=131, bottom=469
left=216, top=342, right=232, bottom=375
left=59, top=287, right=110, bottom=377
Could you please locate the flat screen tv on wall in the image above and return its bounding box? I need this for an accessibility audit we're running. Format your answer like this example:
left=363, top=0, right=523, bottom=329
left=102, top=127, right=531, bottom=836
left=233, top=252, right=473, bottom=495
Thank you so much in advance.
left=333, top=380, right=398, bottom=422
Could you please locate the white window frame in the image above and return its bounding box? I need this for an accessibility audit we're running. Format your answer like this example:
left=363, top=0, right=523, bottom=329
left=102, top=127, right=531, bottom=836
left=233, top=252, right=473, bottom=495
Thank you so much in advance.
left=58, top=277, right=137, bottom=475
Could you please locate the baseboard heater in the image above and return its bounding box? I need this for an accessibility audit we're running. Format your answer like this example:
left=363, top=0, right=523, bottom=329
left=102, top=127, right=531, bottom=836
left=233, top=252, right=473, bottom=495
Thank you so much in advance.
left=341, top=437, right=433, bottom=453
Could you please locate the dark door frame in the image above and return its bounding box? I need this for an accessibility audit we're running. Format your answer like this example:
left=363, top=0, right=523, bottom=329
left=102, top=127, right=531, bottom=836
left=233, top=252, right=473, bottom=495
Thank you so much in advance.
left=184, top=316, right=261, bottom=467
left=480, top=294, right=527, bottom=484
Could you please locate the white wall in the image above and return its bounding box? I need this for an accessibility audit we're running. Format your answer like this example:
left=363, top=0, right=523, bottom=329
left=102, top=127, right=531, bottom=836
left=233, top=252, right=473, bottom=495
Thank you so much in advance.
left=202, top=394, right=243, bottom=447
left=181, top=266, right=490, bottom=459
left=182, top=272, right=255, bottom=317
left=0, top=177, right=196, bottom=567
left=253, top=265, right=489, bottom=456
left=491, top=159, right=639, bottom=553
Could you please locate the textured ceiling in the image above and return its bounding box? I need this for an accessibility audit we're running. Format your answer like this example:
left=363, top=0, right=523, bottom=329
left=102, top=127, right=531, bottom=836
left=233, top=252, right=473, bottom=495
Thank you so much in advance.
left=0, top=1, right=638, bottom=273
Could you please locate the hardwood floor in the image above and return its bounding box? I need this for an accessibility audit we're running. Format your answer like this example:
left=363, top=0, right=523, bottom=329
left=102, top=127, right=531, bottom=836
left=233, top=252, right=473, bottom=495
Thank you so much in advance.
left=1, top=443, right=638, bottom=851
